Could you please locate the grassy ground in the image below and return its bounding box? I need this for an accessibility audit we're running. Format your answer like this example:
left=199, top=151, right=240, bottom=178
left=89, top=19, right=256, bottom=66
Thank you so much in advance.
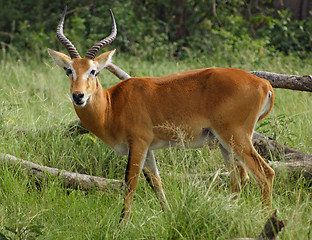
left=0, top=48, right=311, bottom=239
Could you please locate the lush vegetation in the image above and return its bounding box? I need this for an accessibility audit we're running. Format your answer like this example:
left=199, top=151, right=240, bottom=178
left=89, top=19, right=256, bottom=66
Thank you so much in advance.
left=0, top=1, right=312, bottom=239
left=1, top=0, right=312, bottom=59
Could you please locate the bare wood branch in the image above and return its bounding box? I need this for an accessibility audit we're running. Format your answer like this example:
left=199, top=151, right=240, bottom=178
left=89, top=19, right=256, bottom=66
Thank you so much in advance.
left=250, top=71, right=312, bottom=92
left=253, top=132, right=312, bottom=181
left=252, top=132, right=303, bottom=160
left=106, top=63, right=131, bottom=80
left=212, top=0, right=223, bottom=27
left=0, top=153, right=124, bottom=191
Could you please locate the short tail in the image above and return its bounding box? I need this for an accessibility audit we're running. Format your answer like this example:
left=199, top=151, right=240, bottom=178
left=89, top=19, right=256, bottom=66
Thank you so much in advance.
left=258, top=84, right=274, bottom=121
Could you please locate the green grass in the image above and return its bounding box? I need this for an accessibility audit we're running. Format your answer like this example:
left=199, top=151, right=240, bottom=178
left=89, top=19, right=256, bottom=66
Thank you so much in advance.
left=0, top=48, right=311, bottom=239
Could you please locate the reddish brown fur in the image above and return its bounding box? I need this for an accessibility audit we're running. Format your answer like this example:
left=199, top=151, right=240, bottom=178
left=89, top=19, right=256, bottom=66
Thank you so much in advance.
left=48, top=50, right=274, bottom=221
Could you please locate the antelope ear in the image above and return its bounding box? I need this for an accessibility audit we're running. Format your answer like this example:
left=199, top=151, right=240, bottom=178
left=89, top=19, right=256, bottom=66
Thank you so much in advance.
left=48, top=48, right=71, bottom=69
left=94, top=49, right=116, bottom=72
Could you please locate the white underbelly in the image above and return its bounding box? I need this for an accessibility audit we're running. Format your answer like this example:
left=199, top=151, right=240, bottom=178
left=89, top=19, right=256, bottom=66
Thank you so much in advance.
left=111, top=128, right=219, bottom=155
left=150, top=128, right=219, bottom=150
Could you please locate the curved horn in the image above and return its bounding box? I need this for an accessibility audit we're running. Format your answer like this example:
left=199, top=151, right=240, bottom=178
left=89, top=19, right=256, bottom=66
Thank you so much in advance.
left=56, top=7, right=81, bottom=59
left=85, top=10, right=117, bottom=59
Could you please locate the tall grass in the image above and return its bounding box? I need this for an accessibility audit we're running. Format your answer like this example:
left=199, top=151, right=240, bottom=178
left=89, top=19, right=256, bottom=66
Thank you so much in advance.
left=0, top=47, right=311, bottom=239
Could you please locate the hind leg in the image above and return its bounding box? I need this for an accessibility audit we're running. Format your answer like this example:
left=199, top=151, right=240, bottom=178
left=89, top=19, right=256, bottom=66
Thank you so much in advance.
left=215, top=129, right=274, bottom=206
left=239, top=143, right=274, bottom=206
left=219, top=144, right=249, bottom=198
left=142, top=150, right=170, bottom=211
left=231, top=137, right=273, bottom=206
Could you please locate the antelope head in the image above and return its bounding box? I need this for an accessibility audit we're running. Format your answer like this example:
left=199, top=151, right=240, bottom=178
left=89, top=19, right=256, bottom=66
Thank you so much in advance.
left=48, top=7, right=117, bottom=107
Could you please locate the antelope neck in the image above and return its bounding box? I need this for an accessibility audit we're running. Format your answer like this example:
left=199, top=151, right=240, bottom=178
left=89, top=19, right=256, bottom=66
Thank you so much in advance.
left=74, top=85, right=111, bottom=138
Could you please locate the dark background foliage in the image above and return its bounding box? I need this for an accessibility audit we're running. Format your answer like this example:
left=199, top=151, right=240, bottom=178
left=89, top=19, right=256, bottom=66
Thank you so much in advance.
left=0, top=0, right=311, bottom=59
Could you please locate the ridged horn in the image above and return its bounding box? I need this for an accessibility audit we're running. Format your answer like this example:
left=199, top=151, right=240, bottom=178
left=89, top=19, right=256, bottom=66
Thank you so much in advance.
left=56, top=7, right=81, bottom=59
left=85, top=10, right=117, bottom=59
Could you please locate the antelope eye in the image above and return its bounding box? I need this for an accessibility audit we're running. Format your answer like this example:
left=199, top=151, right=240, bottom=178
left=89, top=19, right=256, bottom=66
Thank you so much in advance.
left=90, top=70, right=96, bottom=75
left=65, top=68, right=72, bottom=76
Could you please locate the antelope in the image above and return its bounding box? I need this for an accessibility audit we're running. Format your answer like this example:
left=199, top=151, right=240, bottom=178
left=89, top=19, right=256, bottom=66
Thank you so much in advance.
left=48, top=8, right=275, bottom=221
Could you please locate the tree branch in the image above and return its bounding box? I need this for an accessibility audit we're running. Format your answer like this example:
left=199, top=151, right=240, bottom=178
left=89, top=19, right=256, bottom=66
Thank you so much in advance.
left=212, top=0, right=223, bottom=27
left=253, top=132, right=312, bottom=181
left=0, top=153, right=124, bottom=191
left=106, top=63, right=131, bottom=80
left=250, top=71, right=312, bottom=92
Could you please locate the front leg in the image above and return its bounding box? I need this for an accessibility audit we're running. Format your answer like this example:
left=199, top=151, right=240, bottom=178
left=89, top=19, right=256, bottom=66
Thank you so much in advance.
left=120, top=140, right=149, bottom=221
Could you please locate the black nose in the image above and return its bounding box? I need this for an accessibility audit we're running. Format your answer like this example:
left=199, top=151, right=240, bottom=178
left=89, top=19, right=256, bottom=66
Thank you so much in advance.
left=72, top=93, right=84, bottom=103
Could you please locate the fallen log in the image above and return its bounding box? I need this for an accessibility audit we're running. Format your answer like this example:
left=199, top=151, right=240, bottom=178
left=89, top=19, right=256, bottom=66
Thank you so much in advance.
left=249, top=71, right=312, bottom=92
left=253, top=132, right=312, bottom=181
left=0, top=153, right=124, bottom=191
